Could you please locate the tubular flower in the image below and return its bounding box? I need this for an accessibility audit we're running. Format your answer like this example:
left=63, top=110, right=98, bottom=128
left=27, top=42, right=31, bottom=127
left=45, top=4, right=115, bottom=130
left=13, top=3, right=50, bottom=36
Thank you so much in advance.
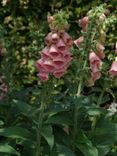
left=89, top=52, right=101, bottom=67
left=96, top=42, right=105, bottom=59
left=36, top=31, right=73, bottom=81
left=79, top=16, right=89, bottom=30
left=89, top=52, right=102, bottom=83
left=109, top=61, right=117, bottom=76
left=74, top=36, right=84, bottom=48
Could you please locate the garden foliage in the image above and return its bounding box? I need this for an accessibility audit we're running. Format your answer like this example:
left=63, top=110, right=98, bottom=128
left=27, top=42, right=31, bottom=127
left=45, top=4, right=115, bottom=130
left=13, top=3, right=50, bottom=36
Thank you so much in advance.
left=0, top=0, right=117, bottom=156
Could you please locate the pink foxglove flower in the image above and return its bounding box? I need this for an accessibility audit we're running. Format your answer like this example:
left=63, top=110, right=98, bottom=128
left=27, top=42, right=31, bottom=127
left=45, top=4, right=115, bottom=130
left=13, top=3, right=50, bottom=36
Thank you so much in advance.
left=109, top=61, right=117, bottom=76
left=36, top=59, right=45, bottom=71
left=51, top=33, right=59, bottom=43
left=89, top=52, right=101, bottom=67
left=74, top=36, right=84, bottom=48
left=91, top=71, right=101, bottom=81
left=79, top=16, right=89, bottom=29
left=36, top=30, right=73, bottom=81
left=89, top=52, right=102, bottom=84
left=53, top=58, right=65, bottom=69
left=96, top=43, right=105, bottom=59
left=45, top=32, right=52, bottom=45
left=57, top=39, right=66, bottom=51
left=43, top=60, right=55, bottom=73
left=53, top=69, right=65, bottom=78
left=48, top=45, right=60, bottom=58
left=62, top=32, right=71, bottom=43
left=38, top=72, right=49, bottom=81
left=41, top=47, right=50, bottom=59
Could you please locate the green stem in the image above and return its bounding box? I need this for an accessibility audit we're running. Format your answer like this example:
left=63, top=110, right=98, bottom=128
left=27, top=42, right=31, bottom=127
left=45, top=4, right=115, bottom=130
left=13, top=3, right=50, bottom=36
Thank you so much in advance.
left=36, top=102, right=45, bottom=156
left=73, top=79, right=83, bottom=148
left=73, top=21, right=95, bottom=150
left=97, top=88, right=105, bottom=106
left=73, top=59, right=87, bottom=149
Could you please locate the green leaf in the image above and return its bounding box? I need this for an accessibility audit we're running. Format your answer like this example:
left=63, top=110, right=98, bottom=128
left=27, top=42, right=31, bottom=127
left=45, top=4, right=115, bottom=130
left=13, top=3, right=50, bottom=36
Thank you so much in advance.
left=0, top=126, right=32, bottom=140
left=76, top=131, right=98, bottom=156
left=93, top=118, right=117, bottom=145
left=54, top=126, right=71, bottom=146
left=40, top=125, right=54, bottom=149
left=13, top=100, right=36, bottom=118
left=56, top=144, right=76, bottom=156
left=45, top=112, right=73, bottom=125
left=0, top=143, right=20, bottom=155
left=96, top=145, right=110, bottom=156
left=87, top=107, right=105, bottom=116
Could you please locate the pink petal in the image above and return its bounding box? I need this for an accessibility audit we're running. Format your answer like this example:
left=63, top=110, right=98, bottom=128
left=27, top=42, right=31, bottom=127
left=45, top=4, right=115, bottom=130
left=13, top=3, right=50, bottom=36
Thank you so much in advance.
left=49, top=45, right=60, bottom=58
left=41, top=47, right=50, bottom=59
left=74, top=36, right=84, bottom=48
left=35, top=59, right=46, bottom=71
left=53, top=58, right=65, bottom=69
left=66, top=40, right=73, bottom=48
left=53, top=70, right=65, bottom=78
left=57, top=39, right=66, bottom=51
left=43, top=60, right=55, bottom=72
left=109, top=61, right=117, bottom=76
left=91, top=71, right=101, bottom=81
left=89, top=52, right=101, bottom=67
left=90, top=64, right=99, bottom=73
left=62, top=32, right=72, bottom=44
left=38, top=72, right=49, bottom=81
left=51, top=33, right=59, bottom=43
left=79, top=16, right=89, bottom=29
left=44, top=32, right=52, bottom=45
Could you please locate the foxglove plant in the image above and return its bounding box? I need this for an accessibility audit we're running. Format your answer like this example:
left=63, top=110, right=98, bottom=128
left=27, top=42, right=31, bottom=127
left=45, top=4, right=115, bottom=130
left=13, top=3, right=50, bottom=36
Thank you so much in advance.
left=34, top=5, right=117, bottom=156
left=36, top=13, right=73, bottom=81
left=72, top=4, right=117, bottom=150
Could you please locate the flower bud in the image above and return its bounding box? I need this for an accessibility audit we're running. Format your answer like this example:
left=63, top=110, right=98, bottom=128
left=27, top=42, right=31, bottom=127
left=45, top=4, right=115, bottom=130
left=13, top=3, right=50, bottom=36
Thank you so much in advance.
left=49, top=45, right=59, bottom=58
left=89, top=52, right=101, bottom=67
left=109, top=60, right=117, bottom=76
left=51, top=33, right=59, bottom=43
left=74, top=36, right=84, bottom=48
left=38, top=72, right=49, bottom=81
left=91, top=71, right=101, bottom=81
left=99, top=14, right=106, bottom=22
left=96, top=43, right=105, bottom=52
left=47, top=15, right=54, bottom=23
left=79, top=16, right=89, bottom=29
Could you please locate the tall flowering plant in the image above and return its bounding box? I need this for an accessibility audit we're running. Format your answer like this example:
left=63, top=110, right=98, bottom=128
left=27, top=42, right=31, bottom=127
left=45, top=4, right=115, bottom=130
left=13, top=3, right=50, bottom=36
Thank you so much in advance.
left=0, top=4, right=117, bottom=156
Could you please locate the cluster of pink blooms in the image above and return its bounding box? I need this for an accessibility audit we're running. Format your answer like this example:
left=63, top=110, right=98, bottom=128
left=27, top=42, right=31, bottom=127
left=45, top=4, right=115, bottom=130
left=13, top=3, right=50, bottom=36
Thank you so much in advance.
left=74, top=15, right=117, bottom=85
left=36, top=30, right=73, bottom=81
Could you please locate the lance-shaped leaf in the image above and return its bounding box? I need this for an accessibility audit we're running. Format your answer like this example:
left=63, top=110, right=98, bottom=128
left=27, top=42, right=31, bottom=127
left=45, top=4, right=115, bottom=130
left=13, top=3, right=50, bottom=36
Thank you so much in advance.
left=0, top=126, right=32, bottom=140
left=0, top=144, right=20, bottom=155
left=40, top=125, right=54, bottom=149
